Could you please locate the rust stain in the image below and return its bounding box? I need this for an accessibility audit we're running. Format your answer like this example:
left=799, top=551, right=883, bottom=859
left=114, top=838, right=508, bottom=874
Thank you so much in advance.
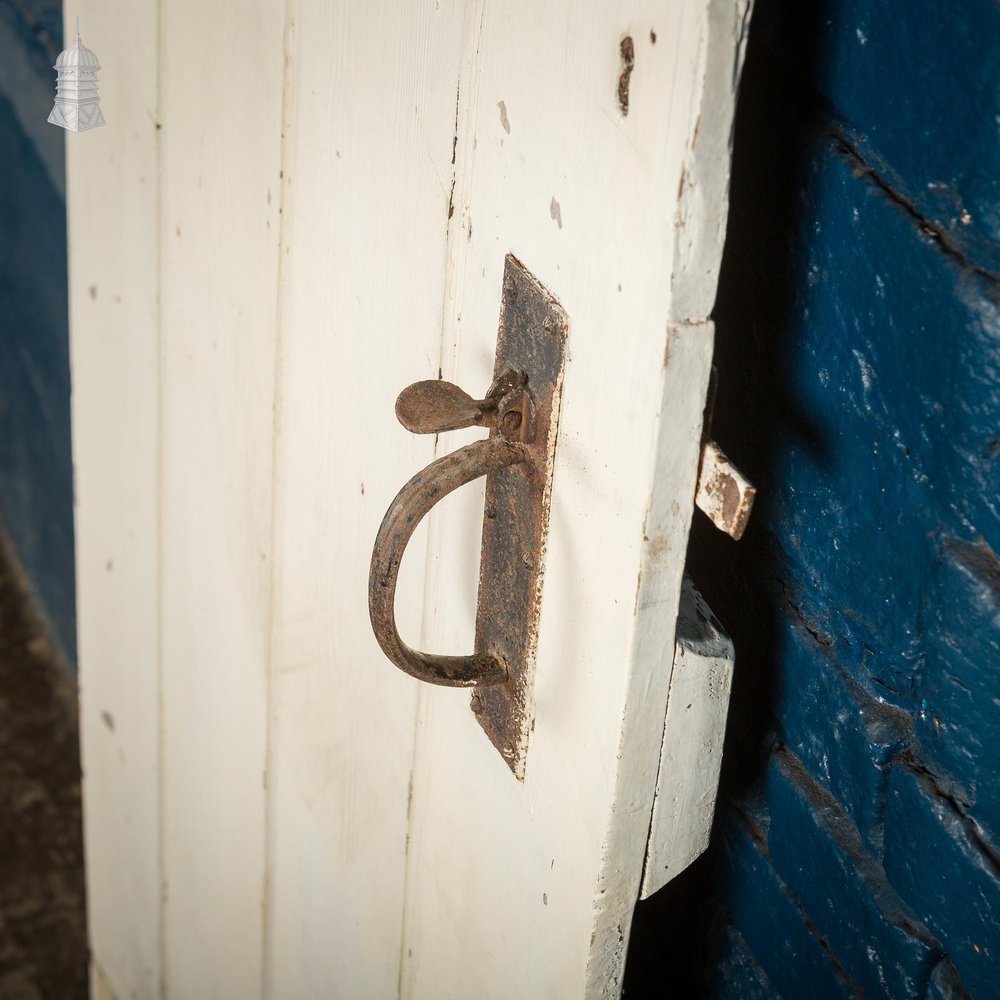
left=618, top=35, right=635, bottom=116
left=677, top=166, right=689, bottom=202
left=718, top=472, right=740, bottom=527
left=695, top=441, right=756, bottom=541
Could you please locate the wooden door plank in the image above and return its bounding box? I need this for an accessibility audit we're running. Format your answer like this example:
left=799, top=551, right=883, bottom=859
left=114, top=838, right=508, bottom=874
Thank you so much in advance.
left=68, top=2, right=161, bottom=996
left=401, top=2, right=750, bottom=997
left=157, top=2, right=287, bottom=995
left=262, top=3, right=472, bottom=996
left=640, top=579, right=735, bottom=898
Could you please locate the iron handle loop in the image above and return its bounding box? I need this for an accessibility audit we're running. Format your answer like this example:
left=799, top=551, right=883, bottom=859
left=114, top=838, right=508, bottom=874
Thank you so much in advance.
left=368, top=436, right=530, bottom=686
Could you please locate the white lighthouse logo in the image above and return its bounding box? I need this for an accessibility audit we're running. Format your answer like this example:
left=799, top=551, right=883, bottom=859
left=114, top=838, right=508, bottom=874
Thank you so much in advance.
left=48, top=18, right=106, bottom=132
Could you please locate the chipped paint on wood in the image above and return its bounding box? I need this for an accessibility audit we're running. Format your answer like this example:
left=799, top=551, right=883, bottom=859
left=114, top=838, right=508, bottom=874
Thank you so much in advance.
left=618, top=35, right=635, bottom=116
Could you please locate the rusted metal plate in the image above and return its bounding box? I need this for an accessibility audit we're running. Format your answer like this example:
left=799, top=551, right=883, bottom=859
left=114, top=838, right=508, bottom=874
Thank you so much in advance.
left=470, top=254, right=568, bottom=778
left=694, top=440, right=755, bottom=540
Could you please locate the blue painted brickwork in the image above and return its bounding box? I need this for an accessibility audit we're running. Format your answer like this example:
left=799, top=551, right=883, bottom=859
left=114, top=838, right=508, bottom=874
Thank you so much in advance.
left=710, top=804, right=861, bottom=999
left=0, top=0, right=75, bottom=666
left=626, top=0, right=1000, bottom=995
left=710, top=924, right=777, bottom=1000
left=754, top=0, right=1000, bottom=278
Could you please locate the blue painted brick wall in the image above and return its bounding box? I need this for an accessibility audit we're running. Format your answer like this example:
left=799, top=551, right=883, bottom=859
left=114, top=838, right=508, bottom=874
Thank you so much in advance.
left=709, top=923, right=777, bottom=1000
left=771, top=590, right=911, bottom=855
left=753, top=0, right=1000, bottom=278
left=917, top=536, right=1000, bottom=838
left=765, top=751, right=942, bottom=998
left=884, top=764, right=1000, bottom=996
left=0, top=0, right=75, bottom=666
left=626, top=0, right=1000, bottom=995
left=712, top=804, right=860, bottom=998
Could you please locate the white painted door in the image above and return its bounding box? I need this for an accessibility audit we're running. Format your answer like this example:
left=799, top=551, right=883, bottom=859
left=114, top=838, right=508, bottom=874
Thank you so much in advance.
left=68, top=1, right=751, bottom=997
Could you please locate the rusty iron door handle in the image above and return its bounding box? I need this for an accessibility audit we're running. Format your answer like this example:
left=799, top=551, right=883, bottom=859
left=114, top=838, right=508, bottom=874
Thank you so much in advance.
left=368, top=436, right=529, bottom=687
left=367, top=254, right=567, bottom=777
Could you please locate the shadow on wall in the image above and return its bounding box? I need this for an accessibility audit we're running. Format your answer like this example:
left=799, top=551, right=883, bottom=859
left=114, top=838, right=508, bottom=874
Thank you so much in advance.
left=0, top=0, right=75, bottom=667
left=625, top=3, right=832, bottom=990
left=628, top=0, right=1000, bottom=995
